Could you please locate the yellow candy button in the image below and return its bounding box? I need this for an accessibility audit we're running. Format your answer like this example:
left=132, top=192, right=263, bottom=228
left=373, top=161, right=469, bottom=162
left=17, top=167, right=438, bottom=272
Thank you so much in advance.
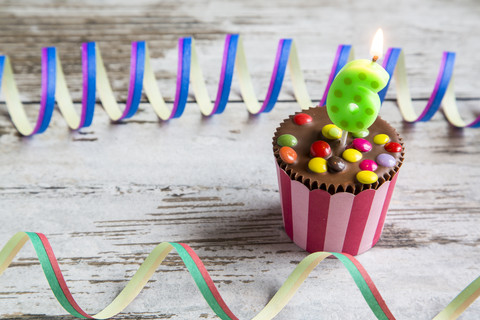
left=322, top=124, right=342, bottom=140
left=356, top=170, right=378, bottom=184
left=373, top=134, right=390, bottom=145
left=308, top=157, right=327, bottom=173
left=342, top=149, right=362, bottom=163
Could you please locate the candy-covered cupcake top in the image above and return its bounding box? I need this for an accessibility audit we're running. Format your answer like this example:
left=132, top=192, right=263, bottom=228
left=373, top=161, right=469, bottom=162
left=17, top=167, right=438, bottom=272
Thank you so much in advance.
left=273, top=107, right=404, bottom=194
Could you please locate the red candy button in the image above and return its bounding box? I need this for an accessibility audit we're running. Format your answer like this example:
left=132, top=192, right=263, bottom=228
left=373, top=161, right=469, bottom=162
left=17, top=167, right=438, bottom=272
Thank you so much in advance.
left=293, top=113, right=313, bottom=125
left=279, top=146, right=297, bottom=164
left=310, top=141, right=331, bottom=158
left=384, top=142, right=402, bottom=153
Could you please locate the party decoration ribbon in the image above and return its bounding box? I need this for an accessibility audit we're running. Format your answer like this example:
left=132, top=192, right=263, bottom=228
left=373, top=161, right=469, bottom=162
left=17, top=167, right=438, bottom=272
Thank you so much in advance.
left=0, top=232, right=479, bottom=319
left=0, top=34, right=477, bottom=136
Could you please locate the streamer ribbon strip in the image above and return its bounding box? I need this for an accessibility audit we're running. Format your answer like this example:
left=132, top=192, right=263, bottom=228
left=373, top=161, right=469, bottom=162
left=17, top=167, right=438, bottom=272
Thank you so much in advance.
left=0, top=232, right=478, bottom=319
left=0, top=34, right=478, bottom=136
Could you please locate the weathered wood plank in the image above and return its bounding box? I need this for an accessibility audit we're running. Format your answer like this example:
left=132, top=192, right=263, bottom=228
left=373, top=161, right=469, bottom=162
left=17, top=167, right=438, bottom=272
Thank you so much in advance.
left=0, top=100, right=479, bottom=319
left=0, top=0, right=480, bottom=102
left=0, top=0, right=479, bottom=319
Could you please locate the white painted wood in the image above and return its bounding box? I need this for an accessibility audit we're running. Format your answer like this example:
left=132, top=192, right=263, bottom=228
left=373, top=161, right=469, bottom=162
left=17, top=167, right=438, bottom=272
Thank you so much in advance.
left=0, top=0, right=479, bottom=319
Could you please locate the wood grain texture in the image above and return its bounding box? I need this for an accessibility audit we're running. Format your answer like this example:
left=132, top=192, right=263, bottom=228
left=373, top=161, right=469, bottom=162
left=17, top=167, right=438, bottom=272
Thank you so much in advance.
left=0, top=0, right=479, bottom=319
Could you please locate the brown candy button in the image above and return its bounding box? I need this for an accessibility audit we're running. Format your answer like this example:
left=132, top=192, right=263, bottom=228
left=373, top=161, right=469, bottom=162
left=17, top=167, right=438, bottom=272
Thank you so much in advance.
left=327, top=156, right=346, bottom=172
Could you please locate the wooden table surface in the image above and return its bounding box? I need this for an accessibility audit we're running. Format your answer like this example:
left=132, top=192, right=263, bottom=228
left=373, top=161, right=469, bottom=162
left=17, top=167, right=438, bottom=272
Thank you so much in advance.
left=0, top=0, right=479, bottom=319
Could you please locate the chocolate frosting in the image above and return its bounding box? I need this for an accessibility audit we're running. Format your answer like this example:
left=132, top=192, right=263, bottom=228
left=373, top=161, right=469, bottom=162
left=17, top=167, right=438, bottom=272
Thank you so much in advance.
left=273, top=107, right=404, bottom=194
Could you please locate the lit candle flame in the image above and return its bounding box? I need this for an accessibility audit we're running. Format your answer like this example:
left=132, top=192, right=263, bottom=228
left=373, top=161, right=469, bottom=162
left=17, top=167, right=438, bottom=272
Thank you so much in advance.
left=370, top=28, right=384, bottom=62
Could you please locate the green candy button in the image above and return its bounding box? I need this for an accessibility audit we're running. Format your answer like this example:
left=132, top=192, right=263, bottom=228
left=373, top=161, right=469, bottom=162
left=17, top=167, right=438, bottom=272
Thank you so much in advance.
left=353, top=129, right=369, bottom=138
left=277, top=134, right=298, bottom=147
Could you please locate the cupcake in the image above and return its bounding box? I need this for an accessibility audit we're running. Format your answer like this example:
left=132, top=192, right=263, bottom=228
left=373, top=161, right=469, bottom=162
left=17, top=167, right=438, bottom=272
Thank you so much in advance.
left=272, top=105, right=404, bottom=255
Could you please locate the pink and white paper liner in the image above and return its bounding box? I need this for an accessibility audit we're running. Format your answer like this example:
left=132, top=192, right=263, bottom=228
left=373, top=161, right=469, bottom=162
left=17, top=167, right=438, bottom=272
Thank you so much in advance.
left=276, top=162, right=399, bottom=255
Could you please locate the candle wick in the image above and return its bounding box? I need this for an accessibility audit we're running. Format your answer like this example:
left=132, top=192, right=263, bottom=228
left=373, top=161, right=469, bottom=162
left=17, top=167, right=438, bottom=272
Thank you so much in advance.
left=340, top=130, right=348, bottom=150
left=372, top=55, right=379, bottom=63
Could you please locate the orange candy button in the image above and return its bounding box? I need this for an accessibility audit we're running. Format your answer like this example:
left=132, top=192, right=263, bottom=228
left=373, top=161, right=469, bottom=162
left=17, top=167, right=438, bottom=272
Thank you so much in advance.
left=279, top=146, right=297, bottom=164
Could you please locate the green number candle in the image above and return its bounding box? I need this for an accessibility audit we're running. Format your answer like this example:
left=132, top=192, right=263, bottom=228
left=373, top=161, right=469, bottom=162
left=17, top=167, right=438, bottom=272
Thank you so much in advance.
left=326, top=29, right=390, bottom=134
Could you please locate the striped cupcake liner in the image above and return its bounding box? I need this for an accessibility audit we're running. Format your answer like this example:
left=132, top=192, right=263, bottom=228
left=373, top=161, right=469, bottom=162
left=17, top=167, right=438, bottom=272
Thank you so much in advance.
left=276, top=162, right=399, bottom=255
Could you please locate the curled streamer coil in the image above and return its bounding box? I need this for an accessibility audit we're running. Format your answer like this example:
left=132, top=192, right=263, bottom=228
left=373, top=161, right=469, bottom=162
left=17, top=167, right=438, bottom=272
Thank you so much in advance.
left=1, top=232, right=479, bottom=319
left=0, top=34, right=477, bottom=136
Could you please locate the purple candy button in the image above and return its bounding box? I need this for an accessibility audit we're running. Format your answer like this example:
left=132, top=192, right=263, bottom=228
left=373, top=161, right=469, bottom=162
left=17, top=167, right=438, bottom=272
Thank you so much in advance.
left=376, top=153, right=396, bottom=167
left=352, top=138, right=372, bottom=152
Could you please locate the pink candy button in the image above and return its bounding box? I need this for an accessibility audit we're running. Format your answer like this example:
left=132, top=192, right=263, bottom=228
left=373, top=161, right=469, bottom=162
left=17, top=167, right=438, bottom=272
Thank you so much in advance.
left=352, top=138, right=372, bottom=152
left=359, top=159, right=378, bottom=171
